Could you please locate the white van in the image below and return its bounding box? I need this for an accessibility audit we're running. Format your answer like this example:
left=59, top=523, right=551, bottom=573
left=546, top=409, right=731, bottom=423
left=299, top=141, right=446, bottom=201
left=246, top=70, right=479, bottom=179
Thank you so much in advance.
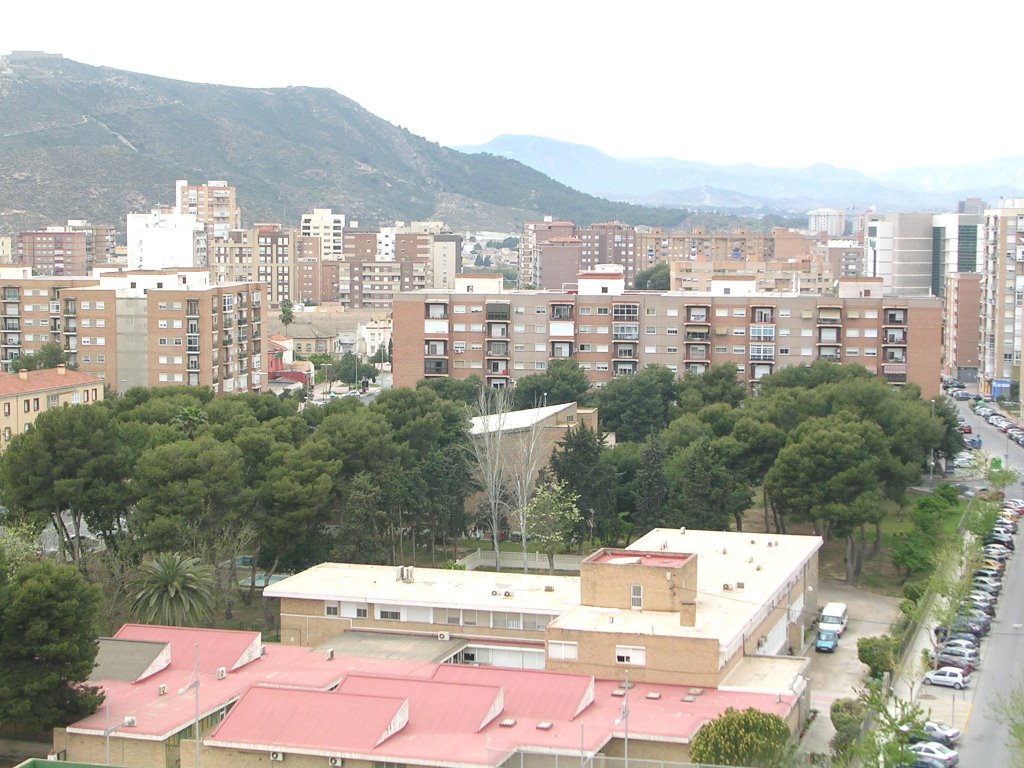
left=820, top=602, right=849, bottom=635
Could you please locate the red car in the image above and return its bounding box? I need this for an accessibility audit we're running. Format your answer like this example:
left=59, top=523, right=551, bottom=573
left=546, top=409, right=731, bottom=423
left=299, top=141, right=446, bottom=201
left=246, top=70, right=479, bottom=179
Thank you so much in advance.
left=959, top=424, right=973, bottom=434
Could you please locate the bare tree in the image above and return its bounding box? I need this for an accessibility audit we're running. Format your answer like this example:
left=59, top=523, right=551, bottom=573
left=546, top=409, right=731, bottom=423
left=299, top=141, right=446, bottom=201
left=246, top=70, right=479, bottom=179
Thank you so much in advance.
left=507, top=411, right=548, bottom=573
left=468, top=387, right=514, bottom=571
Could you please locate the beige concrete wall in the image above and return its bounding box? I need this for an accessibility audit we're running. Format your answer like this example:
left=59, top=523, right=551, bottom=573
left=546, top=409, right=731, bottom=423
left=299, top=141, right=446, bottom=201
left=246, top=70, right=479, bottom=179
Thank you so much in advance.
left=581, top=554, right=697, bottom=616
left=53, top=729, right=169, bottom=768
left=544, top=625, right=721, bottom=688
left=278, top=597, right=547, bottom=649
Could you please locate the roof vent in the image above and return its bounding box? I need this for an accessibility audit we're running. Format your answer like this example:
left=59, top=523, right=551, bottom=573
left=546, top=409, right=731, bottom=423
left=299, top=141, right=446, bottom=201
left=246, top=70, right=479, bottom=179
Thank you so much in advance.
left=645, top=692, right=662, bottom=700
left=216, top=666, right=227, bottom=680
left=536, top=721, right=553, bottom=731
left=767, top=542, right=774, bottom=548
left=688, top=688, right=704, bottom=696
left=325, top=648, right=335, bottom=661
left=158, top=684, right=167, bottom=696
left=750, top=539, right=756, bottom=545
left=611, top=689, right=626, bottom=697
left=499, top=718, right=517, bottom=728
left=682, top=695, right=696, bottom=703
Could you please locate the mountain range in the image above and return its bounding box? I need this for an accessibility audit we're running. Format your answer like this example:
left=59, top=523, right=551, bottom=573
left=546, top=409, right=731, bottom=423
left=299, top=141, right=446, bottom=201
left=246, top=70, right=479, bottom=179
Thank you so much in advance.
left=0, top=53, right=688, bottom=236
left=456, top=135, right=1024, bottom=213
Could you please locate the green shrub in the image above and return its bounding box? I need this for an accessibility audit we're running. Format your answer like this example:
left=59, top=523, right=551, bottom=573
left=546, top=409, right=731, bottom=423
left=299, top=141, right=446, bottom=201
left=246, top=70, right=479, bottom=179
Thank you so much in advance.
left=858, top=635, right=899, bottom=679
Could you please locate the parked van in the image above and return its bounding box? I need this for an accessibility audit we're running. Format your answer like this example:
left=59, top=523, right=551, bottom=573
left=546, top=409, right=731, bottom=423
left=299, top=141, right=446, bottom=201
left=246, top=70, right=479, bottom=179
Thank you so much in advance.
left=820, top=602, right=849, bottom=635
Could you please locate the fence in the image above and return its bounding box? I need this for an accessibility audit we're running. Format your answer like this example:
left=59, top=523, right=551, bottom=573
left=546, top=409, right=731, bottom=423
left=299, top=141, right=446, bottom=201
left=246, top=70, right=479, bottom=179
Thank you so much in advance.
left=457, top=549, right=583, bottom=572
left=494, top=752, right=746, bottom=768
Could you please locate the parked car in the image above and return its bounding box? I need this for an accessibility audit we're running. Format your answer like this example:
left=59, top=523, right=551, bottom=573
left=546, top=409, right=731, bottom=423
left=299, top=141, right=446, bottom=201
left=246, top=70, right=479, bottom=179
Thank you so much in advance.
left=958, top=423, right=973, bottom=433
left=965, top=436, right=983, bottom=449
left=983, top=545, right=1011, bottom=561
left=956, top=611, right=991, bottom=632
left=941, top=638, right=979, bottom=653
left=975, top=567, right=1003, bottom=580
left=952, top=390, right=973, bottom=401
left=815, top=628, right=839, bottom=653
left=906, top=721, right=963, bottom=747
left=983, top=533, right=1014, bottom=551
left=932, top=646, right=980, bottom=669
left=963, top=599, right=995, bottom=617
left=908, top=741, right=960, bottom=767
left=935, top=628, right=983, bottom=645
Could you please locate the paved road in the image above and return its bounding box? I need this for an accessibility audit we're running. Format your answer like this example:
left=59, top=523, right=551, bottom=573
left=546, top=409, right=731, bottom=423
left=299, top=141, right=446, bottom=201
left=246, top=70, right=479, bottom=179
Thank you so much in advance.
left=951, top=396, right=1024, bottom=767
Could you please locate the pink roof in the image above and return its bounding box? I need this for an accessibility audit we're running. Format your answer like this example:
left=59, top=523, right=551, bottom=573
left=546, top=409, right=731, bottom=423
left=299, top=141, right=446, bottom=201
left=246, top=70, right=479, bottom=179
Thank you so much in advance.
left=78, top=625, right=797, bottom=766
left=210, top=687, right=407, bottom=754
left=586, top=549, right=692, bottom=569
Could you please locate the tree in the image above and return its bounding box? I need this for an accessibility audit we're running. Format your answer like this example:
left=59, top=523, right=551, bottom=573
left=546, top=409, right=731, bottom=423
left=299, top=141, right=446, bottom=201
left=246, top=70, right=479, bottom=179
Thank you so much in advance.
left=852, top=679, right=926, bottom=768
left=417, top=375, right=484, bottom=405
left=524, top=480, right=582, bottom=574
left=858, top=635, right=899, bottom=679
left=689, top=707, right=791, bottom=767
left=635, top=262, right=670, bottom=290
left=468, top=387, right=514, bottom=567
left=595, top=365, right=678, bottom=443
left=128, top=552, right=216, bottom=627
left=0, top=560, right=104, bottom=729
left=172, top=404, right=209, bottom=439
left=665, top=437, right=751, bottom=531
left=830, top=698, right=866, bottom=761
left=278, top=299, right=294, bottom=328
left=0, top=521, right=40, bottom=582
left=632, top=436, right=669, bottom=537
left=511, top=358, right=590, bottom=410
left=0, top=404, right=131, bottom=564
left=677, top=362, right=746, bottom=410
left=12, top=342, right=75, bottom=371
left=547, top=422, right=611, bottom=545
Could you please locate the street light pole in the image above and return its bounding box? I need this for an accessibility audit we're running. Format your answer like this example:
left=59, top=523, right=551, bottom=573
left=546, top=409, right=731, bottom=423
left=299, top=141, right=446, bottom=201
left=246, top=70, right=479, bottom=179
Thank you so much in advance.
left=103, top=693, right=135, bottom=766
left=930, top=399, right=936, bottom=481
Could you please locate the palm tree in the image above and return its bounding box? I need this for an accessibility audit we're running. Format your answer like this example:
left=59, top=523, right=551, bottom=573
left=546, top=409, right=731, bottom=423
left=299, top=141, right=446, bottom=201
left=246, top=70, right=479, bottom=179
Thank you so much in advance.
left=171, top=405, right=208, bottom=439
left=128, top=552, right=216, bottom=627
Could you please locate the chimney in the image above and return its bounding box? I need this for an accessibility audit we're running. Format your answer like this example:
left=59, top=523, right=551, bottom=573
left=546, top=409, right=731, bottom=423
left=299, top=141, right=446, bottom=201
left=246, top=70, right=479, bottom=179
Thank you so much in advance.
left=56, top=364, right=66, bottom=376
left=17, top=369, right=28, bottom=380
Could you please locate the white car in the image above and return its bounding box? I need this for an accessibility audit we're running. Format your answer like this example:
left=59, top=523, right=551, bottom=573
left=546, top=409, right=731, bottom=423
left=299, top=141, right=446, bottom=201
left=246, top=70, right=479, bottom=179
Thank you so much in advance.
left=923, top=666, right=971, bottom=690
left=942, top=638, right=979, bottom=653
left=908, top=740, right=960, bottom=766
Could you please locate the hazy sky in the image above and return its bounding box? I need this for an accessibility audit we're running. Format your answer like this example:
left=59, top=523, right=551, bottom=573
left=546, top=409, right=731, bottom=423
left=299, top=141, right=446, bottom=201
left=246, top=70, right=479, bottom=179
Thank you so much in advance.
left=4, top=0, right=1021, bottom=175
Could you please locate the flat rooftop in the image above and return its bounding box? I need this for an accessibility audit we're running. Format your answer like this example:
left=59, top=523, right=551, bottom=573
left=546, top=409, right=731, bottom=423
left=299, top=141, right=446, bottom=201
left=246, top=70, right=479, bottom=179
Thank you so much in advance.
left=264, top=562, right=580, bottom=616
left=586, top=549, right=692, bottom=569
left=550, top=529, right=821, bottom=653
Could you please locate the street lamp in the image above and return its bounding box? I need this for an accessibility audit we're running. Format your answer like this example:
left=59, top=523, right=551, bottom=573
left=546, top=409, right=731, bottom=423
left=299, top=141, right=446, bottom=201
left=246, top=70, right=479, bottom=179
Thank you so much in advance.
left=930, top=399, right=936, bottom=481
left=178, top=644, right=200, bottom=768
left=103, top=694, right=135, bottom=766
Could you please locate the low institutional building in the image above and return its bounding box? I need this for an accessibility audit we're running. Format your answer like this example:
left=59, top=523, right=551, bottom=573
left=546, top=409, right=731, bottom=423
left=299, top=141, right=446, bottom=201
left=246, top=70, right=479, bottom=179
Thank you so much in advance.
left=0, top=365, right=104, bottom=451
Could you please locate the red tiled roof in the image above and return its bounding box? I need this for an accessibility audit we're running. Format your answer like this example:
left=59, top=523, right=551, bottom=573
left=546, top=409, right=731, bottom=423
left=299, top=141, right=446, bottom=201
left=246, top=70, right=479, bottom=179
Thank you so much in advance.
left=0, top=368, right=103, bottom=397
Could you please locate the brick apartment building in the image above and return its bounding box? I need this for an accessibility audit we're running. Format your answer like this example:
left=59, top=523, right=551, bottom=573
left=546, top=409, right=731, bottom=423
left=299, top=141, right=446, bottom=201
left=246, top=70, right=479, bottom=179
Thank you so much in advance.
left=0, top=267, right=266, bottom=393
left=175, top=179, right=241, bottom=241
left=0, top=365, right=104, bottom=451
left=393, top=268, right=941, bottom=397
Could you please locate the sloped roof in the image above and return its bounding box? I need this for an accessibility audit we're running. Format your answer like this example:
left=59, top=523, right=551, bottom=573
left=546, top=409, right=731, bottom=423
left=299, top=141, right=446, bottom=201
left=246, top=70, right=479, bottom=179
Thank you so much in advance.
left=0, top=367, right=103, bottom=396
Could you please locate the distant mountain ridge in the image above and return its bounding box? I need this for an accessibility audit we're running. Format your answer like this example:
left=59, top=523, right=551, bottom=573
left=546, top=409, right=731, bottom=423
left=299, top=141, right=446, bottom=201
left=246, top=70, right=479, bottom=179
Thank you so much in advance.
left=0, top=54, right=688, bottom=235
left=455, top=135, right=1024, bottom=212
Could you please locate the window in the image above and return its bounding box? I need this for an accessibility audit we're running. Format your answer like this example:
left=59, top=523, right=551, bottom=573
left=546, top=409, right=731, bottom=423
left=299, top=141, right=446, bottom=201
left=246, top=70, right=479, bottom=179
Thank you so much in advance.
left=596, top=307, right=610, bottom=315
left=645, top=345, right=656, bottom=354
left=23, top=399, right=30, bottom=413
left=579, top=325, right=591, bottom=333
left=667, top=346, right=678, bottom=353
left=355, top=607, right=367, bottom=618
left=579, top=306, right=592, bottom=315
left=646, top=307, right=656, bottom=316
left=379, top=607, right=401, bottom=621
left=548, top=641, right=578, bottom=661
left=578, top=343, right=592, bottom=352
left=630, top=584, right=643, bottom=609
left=645, top=326, right=656, bottom=335
left=2, top=403, right=8, bottom=417
left=615, top=645, right=646, bottom=665
left=325, top=602, right=339, bottom=617
left=666, top=327, right=678, bottom=335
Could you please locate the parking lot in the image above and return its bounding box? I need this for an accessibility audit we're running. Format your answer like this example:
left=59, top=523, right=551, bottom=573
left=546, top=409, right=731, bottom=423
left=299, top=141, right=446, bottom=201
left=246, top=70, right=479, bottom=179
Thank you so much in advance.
left=799, top=581, right=903, bottom=756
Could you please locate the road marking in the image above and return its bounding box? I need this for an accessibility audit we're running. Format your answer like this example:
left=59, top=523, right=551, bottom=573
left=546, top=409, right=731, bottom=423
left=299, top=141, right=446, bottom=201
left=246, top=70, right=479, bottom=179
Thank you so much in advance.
left=961, top=699, right=975, bottom=734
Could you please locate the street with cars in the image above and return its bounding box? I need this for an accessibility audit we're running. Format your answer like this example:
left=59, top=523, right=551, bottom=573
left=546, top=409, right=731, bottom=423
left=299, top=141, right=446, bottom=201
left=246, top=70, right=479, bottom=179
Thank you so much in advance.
left=910, top=386, right=1024, bottom=767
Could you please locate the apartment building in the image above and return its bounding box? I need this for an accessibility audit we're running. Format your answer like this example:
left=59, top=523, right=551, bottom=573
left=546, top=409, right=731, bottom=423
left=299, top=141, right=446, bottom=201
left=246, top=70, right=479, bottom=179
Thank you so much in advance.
left=669, top=251, right=835, bottom=294
left=393, top=269, right=941, bottom=398
left=807, top=208, right=846, bottom=237
left=979, top=199, right=1024, bottom=397
left=0, top=269, right=266, bottom=393
left=126, top=209, right=207, bottom=271
left=16, top=228, right=88, bottom=275
left=0, top=236, right=12, bottom=263
left=0, top=366, right=104, bottom=450
left=813, top=239, right=865, bottom=281
left=518, top=218, right=578, bottom=288
left=932, top=213, right=983, bottom=297
left=65, top=220, right=116, bottom=270
left=943, top=272, right=981, bottom=383
left=174, top=179, right=241, bottom=241
left=863, top=212, right=935, bottom=296
left=211, top=225, right=327, bottom=306
left=299, top=207, right=345, bottom=260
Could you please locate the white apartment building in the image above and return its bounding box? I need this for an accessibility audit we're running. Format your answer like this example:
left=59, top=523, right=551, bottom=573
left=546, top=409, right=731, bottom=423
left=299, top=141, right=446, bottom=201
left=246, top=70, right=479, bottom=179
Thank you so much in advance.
left=807, top=208, right=846, bottom=237
left=126, top=209, right=208, bottom=271
left=300, top=208, right=346, bottom=260
left=863, top=213, right=935, bottom=296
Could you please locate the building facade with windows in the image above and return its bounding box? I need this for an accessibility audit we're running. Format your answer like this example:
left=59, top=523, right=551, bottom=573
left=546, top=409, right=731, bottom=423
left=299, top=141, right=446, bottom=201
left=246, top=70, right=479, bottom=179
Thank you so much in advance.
left=979, top=199, right=1024, bottom=398
left=0, top=269, right=266, bottom=393
left=0, top=365, right=104, bottom=451
left=392, top=269, right=942, bottom=397
left=175, top=179, right=241, bottom=241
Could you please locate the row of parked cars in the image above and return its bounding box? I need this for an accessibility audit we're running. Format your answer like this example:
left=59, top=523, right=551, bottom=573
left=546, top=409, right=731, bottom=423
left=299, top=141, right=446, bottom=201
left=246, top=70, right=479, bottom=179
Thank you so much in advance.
left=907, top=500, right=1021, bottom=766
left=974, top=403, right=1024, bottom=446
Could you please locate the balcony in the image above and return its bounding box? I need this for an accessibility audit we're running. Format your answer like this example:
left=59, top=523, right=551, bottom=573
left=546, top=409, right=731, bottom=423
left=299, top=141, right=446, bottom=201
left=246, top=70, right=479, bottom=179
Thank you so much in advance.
left=2, top=303, right=20, bottom=317
left=488, top=342, right=510, bottom=357
left=612, top=326, right=639, bottom=342
left=424, top=361, right=449, bottom=376
left=486, top=303, right=511, bottom=321
left=550, top=305, right=573, bottom=320
left=1, top=320, right=19, bottom=331
left=685, top=330, right=710, bottom=342
left=613, top=363, right=638, bottom=377
left=884, top=332, right=907, bottom=345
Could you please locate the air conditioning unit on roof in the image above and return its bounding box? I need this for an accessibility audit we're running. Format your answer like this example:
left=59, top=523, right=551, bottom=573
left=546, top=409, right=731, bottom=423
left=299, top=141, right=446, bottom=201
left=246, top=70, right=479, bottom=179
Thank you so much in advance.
left=270, top=752, right=284, bottom=762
